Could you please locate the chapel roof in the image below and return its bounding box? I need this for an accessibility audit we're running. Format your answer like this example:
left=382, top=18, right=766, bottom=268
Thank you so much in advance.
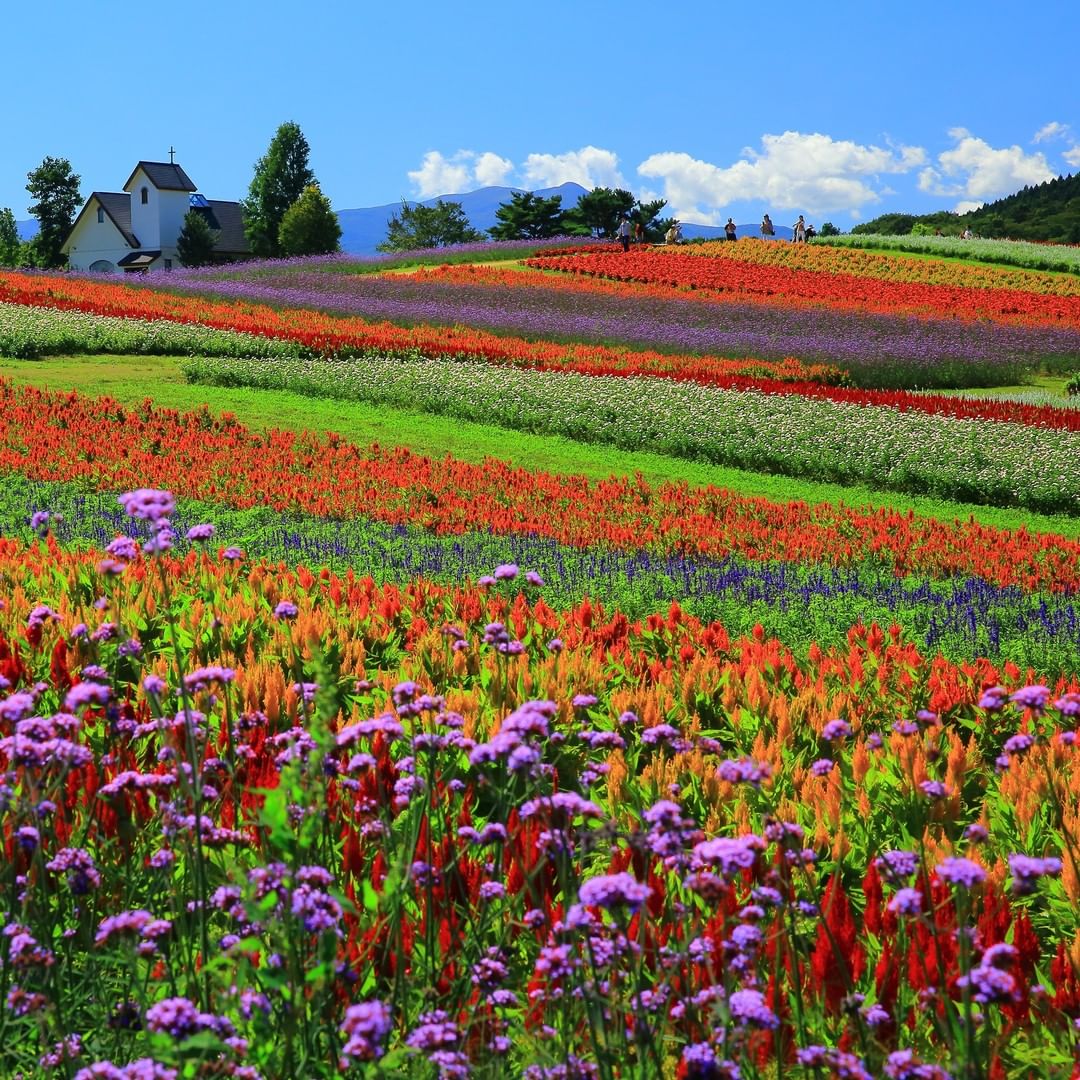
left=123, top=161, right=197, bottom=192
left=193, top=199, right=249, bottom=254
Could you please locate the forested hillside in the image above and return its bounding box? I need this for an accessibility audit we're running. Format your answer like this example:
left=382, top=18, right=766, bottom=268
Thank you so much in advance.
left=853, top=171, right=1080, bottom=242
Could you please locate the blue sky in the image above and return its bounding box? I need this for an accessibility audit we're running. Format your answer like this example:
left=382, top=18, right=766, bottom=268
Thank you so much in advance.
left=4, top=0, right=1078, bottom=228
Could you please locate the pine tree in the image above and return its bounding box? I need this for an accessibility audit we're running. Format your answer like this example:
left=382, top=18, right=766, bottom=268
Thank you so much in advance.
left=489, top=192, right=566, bottom=240
left=176, top=210, right=217, bottom=267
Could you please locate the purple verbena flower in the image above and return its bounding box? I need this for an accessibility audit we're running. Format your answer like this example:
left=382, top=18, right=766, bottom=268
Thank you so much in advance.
left=119, top=488, right=175, bottom=523
left=578, top=872, right=651, bottom=914
left=936, top=856, right=986, bottom=889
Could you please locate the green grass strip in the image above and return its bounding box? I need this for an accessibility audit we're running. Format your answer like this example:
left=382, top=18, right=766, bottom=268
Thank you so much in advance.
left=181, top=353, right=1080, bottom=517
left=4, top=354, right=1080, bottom=538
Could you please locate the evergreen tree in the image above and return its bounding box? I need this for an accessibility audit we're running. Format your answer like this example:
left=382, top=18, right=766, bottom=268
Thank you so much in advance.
left=378, top=200, right=483, bottom=252
left=489, top=191, right=566, bottom=240
left=630, top=198, right=668, bottom=242
left=278, top=185, right=342, bottom=256
left=176, top=210, right=217, bottom=267
left=0, top=208, right=19, bottom=267
left=565, top=188, right=636, bottom=238
left=243, top=122, right=317, bottom=258
left=26, top=156, right=81, bottom=268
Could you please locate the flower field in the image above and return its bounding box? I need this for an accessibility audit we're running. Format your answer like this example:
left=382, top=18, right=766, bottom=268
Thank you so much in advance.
left=0, top=302, right=306, bottom=361
left=816, top=234, right=1080, bottom=276
left=2, top=237, right=1080, bottom=1078
left=525, top=247, right=1080, bottom=329
left=0, top=272, right=841, bottom=389
left=181, top=354, right=1080, bottom=514
left=662, top=239, right=1080, bottom=297
left=140, top=258, right=1080, bottom=389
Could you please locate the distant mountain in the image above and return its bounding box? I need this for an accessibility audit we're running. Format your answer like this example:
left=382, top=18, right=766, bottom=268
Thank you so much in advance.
left=16, top=219, right=36, bottom=242
left=853, top=171, right=1080, bottom=242
left=338, top=183, right=590, bottom=254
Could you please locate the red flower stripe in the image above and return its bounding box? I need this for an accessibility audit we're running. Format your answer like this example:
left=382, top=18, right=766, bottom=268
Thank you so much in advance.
left=670, top=238, right=1080, bottom=297
left=526, top=248, right=1080, bottom=328
left=2, top=380, right=1080, bottom=594
left=0, top=271, right=840, bottom=388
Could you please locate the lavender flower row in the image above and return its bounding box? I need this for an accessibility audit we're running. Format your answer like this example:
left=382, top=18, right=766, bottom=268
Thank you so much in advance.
left=148, top=266, right=1080, bottom=388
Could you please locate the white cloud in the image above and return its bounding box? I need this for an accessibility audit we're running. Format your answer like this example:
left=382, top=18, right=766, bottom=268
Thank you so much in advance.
left=1033, top=121, right=1070, bottom=143
left=407, top=150, right=514, bottom=198
left=921, top=130, right=1056, bottom=210
left=473, top=151, right=515, bottom=188
left=953, top=200, right=984, bottom=215
left=917, top=167, right=940, bottom=193
left=636, top=131, right=926, bottom=221
left=1065, top=145, right=1080, bottom=168
left=520, top=146, right=625, bottom=190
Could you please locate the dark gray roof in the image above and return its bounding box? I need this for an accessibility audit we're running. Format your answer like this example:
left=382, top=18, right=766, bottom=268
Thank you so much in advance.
left=95, top=192, right=139, bottom=247
left=63, top=192, right=139, bottom=252
left=124, top=161, right=197, bottom=192
left=198, top=200, right=250, bottom=254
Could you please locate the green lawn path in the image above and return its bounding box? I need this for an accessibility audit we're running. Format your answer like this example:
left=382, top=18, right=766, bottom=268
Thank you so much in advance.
left=3, top=353, right=1079, bottom=540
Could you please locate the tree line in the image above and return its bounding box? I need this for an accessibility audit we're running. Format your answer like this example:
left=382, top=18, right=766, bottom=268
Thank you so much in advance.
left=852, top=172, right=1080, bottom=243
left=377, top=188, right=674, bottom=253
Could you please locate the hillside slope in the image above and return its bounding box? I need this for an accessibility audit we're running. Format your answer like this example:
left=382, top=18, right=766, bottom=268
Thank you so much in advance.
left=854, top=172, right=1080, bottom=242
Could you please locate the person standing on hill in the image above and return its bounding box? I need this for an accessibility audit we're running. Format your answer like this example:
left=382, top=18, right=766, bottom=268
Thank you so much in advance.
left=761, top=214, right=775, bottom=239
left=725, top=218, right=737, bottom=241
left=792, top=215, right=806, bottom=243
left=616, top=214, right=632, bottom=252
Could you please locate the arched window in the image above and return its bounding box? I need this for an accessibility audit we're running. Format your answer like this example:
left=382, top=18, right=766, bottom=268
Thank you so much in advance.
left=141, top=187, right=149, bottom=205
left=97, top=207, right=105, bottom=223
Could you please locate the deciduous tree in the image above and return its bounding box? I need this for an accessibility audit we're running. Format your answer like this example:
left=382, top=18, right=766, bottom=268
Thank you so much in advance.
left=243, top=122, right=317, bottom=258
left=0, top=208, right=19, bottom=267
left=278, top=185, right=342, bottom=256
left=378, top=200, right=483, bottom=252
left=26, top=156, right=81, bottom=268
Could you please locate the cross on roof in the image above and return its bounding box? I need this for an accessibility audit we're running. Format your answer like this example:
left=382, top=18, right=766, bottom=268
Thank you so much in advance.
left=168, top=146, right=176, bottom=165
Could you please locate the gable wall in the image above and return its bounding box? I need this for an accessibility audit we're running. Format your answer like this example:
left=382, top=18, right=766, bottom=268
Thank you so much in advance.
left=65, top=198, right=132, bottom=271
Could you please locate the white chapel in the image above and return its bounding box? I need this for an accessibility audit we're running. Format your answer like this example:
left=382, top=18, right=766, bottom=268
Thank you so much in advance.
left=62, top=160, right=249, bottom=272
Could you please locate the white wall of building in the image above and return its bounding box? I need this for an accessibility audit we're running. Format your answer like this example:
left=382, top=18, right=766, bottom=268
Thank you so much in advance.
left=126, top=168, right=161, bottom=250
left=64, top=199, right=131, bottom=272
left=158, top=190, right=190, bottom=258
